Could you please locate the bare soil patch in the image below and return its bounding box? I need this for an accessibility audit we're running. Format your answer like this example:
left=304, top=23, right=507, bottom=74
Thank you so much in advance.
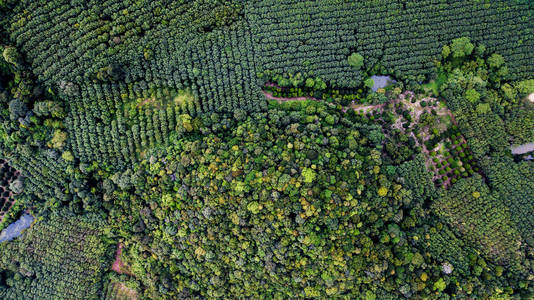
left=262, top=90, right=318, bottom=102
left=112, top=282, right=138, bottom=300
left=112, top=243, right=133, bottom=275
left=137, top=97, right=156, bottom=108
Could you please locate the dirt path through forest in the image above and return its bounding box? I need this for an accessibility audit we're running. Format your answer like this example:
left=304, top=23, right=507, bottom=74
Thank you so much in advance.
left=262, top=90, right=386, bottom=113
left=262, top=91, right=318, bottom=102
left=112, top=243, right=132, bottom=275
left=112, top=243, right=123, bottom=273
left=351, top=103, right=385, bottom=113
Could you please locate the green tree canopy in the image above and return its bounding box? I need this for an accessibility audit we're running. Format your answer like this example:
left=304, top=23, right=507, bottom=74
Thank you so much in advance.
left=450, top=37, right=475, bottom=58
left=348, top=52, right=364, bottom=69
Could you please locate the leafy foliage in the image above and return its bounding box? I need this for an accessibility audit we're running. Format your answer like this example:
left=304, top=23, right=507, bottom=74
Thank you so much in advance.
left=433, top=175, right=523, bottom=267
left=437, top=38, right=534, bottom=246
left=249, top=0, right=534, bottom=85
left=348, top=52, right=364, bottom=69
left=0, top=159, right=20, bottom=228
left=96, top=102, right=531, bottom=298
left=107, top=103, right=417, bottom=298
left=0, top=210, right=112, bottom=299
left=450, top=37, right=475, bottom=58
left=0, top=1, right=532, bottom=299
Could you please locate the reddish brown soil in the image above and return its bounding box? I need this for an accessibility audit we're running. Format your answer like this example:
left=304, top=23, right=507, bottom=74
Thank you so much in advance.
left=136, top=97, right=156, bottom=108
left=112, top=243, right=133, bottom=275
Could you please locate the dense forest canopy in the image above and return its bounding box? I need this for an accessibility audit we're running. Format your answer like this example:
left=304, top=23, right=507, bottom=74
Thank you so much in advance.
left=0, top=0, right=533, bottom=299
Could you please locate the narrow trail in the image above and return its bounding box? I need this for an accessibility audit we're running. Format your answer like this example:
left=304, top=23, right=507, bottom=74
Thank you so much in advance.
left=262, top=90, right=385, bottom=113
left=111, top=243, right=123, bottom=273
left=112, top=243, right=132, bottom=275
left=351, top=103, right=385, bottom=113
left=262, top=91, right=318, bottom=102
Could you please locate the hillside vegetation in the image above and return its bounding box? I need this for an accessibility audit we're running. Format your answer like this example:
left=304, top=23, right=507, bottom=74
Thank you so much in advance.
left=0, top=1, right=533, bottom=299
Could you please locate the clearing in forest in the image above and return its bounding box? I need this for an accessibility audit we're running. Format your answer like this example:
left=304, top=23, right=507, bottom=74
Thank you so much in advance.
left=382, top=92, right=480, bottom=188
left=112, top=243, right=133, bottom=276
left=349, top=91, right=481, bottom=188
left=106, top=282, right=138, bottom=300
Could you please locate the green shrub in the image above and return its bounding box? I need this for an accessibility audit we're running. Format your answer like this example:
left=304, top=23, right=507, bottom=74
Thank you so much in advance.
left=348, top=52, right=364, bottom=69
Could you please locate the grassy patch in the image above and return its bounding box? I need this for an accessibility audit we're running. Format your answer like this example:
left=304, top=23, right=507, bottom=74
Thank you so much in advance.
left=422, top=72, right=447, bottom=97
